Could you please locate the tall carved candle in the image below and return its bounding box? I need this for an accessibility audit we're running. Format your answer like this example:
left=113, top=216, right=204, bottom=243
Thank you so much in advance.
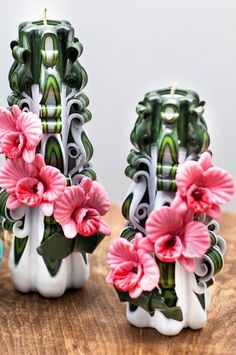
left=0, top=18, right=110, bottom=297
left=106, top=87, right=234, bottom=335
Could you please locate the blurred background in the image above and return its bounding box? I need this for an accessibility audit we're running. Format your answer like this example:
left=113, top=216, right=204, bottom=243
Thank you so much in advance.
left=0, top=0, right=235, bottom=209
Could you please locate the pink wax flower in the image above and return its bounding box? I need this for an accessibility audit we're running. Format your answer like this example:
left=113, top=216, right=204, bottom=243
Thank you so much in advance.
left=0, top=105, right=42, bottom=163
left=106, top=233, right=160, bottom=298
left=172, top=152, right=234, bottom=219
left=0, top=154, right=66, bottom=216
left=142, top=206, right=210, bottom=272
left=54, top=177, right=111, bottom=238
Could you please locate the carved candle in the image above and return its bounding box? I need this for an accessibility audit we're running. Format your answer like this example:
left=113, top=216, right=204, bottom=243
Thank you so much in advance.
left=0, top=16, right=110, bottom=297
left=106, top=87, right=234, bottom=335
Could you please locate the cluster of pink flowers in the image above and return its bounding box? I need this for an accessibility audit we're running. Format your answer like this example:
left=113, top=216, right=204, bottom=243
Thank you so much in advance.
left=106, top=152, right=234, bottom=298
left=0, top=106, right=111, bottom=238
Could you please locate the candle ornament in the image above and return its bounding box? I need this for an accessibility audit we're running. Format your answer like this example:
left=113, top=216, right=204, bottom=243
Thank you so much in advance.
left=106, top=87, right=234, bottom=335
left=0, top=17, right=110, bottom=297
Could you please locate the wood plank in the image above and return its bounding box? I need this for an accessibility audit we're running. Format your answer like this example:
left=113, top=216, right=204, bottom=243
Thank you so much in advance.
left=0, top=205, right=235, bottom=354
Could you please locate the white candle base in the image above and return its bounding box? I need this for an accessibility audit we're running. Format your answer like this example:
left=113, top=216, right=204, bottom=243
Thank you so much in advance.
left=8, top=207, right=89, bottom=298
left=126, top=262, right=211, bottom=336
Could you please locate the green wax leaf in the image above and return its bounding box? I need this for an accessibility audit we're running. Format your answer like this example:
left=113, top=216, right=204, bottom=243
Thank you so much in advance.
left=194, top=292, right=205, bottom=310
left=79, top=167, right=97, bottom=180
left=0, top=190, right=9, bottom=219
left=120, top=227, right=136, bottom=241
left=158, top=261, right=176, bottom=289
left=81, top=131, right=93, bottom=161
left=116, top=289, right=151, bottom=312
left=0, top=189, right=15, bottom=233
left=37, top=232, right=75, bottom=261
left=74, top=232, right=105, bottom=254
left=158, top=306, right=183, bottom=322
left=115, top=287, right=183, bottom=322
left=80, top=252, right=87, bottom=265
left=150, top=289, right=183, bottom=321
left=3, top=219, right=14, bottom=232
left=122, top=193, right=133, bottom=219
left=42, top=257, right=62, bottom=277
left=44, top=136, right=64, bottom=171
left=14, top=236, right=28, bottom=265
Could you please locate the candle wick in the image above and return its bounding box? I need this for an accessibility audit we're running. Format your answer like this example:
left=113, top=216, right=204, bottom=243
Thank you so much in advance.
left=43, top=8, right=48, bottom=26
left=171, top=82, right=178, bottom=96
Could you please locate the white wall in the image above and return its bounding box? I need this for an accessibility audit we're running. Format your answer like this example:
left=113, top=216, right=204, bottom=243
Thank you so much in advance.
left=0, top=0, right=235, bottom=209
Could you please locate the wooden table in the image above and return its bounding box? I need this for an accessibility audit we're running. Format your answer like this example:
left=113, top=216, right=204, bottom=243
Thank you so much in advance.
left=0, top=205, right=235, bottom=355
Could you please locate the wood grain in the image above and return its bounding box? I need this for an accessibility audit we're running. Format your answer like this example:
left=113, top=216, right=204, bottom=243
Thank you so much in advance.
left=0, top=205, right=235, bottom=355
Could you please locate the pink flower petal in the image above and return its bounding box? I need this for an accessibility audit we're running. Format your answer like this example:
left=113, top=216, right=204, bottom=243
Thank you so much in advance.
left=22, top=147, right=36, bottom=163
left=179, top=256, right=196, bottom=272
left=1, top=132, right=25, bottom=159
left=79, top=177, right=93, bottom=194
left=6, top=194, right=22, bottom=209
left=132, top=232, right=144, bottom=249
left=203, top=167, right=234, bottom=205
left=138, top=250, right=160, bottom=291
left=171, top=192, right=188, bottom=217
left=182, top=208, right=195, bottom=225
left=105, top=269, right=114, bottom=284
left=146, top=207, right=183, bottom=241
left=12, top=105, right=22, bottom=118
left=138, top=235, right=154, bottom=252
left=33, top=154, right=45, bottom=170
left=107, top=238, right=138, bottom=269
left=74, top=207, right=100, bottom=236
left=40, top=165, right=66, bottom=201
left=0, top=157, right=38, bottom=194
left=206, top=204, right=222, bottom=219
left=182, top=221, right=210, bottom=258
left=176, top=161, right=203, bottom=196
left=40, top=201, right=54, bottom=216
left=86, top=180, right=110, bottom=215
left=62, top=219, right=78, bottom=239
left=54, top=186, right=86, bottom=225
left=199, top=151, right=212, bottom=171
left=0, top=107, right=17, bottom=140
left=16, top=111, right=42, bottom=148
left=129, top=284, right=143, bottom=298
left=98, top=219, right=111, bottom=235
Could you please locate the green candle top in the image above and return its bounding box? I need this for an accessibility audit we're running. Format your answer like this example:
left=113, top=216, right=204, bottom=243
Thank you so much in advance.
left=8, top=18, right=86, bottom=95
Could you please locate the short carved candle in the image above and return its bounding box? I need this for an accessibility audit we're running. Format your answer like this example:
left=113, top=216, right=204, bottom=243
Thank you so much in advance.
left=0, top=17, right=110, bottom=298
left=106, top=87, right=234, bottom=336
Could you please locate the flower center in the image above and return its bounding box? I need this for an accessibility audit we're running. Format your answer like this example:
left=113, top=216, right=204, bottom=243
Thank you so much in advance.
left=192, top=189, right=203, bottom=201
left=15, top=177, right=44, bottom=207
left=165, top=236, right=176, bottom=247
left=31, top=183, right=39, bottom=194
left=73, top=207, right=101, bottom=237
left=132, top=267, right=138, bottom=274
